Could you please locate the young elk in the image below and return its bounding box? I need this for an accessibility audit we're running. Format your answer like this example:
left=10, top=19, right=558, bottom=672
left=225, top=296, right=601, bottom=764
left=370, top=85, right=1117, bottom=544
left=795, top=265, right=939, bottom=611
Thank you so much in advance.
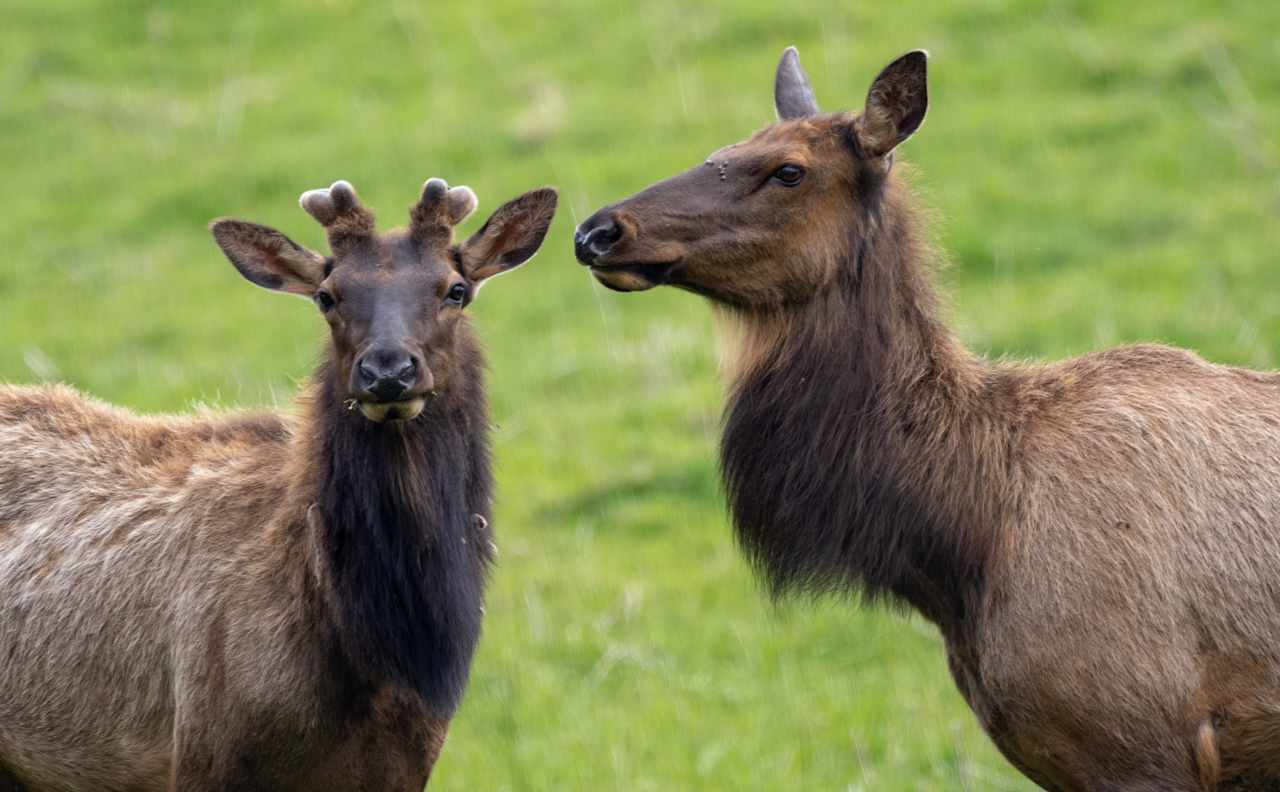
left=0, top=178, right=557, bottom=791
left=575, top=48, right=1280, bottom=791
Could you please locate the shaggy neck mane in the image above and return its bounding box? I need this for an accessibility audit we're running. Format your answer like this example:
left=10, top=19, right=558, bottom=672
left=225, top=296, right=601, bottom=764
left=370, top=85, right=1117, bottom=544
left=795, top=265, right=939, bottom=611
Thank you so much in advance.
left=293, top=355, right=489, bottom=717
left=719, top=177, right=1007, bottom=624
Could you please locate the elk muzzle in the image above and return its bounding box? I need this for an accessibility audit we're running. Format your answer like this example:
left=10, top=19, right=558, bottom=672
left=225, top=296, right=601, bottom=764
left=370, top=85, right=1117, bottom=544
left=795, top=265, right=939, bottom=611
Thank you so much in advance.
left=574, top=208, right=679, bottom=292
left=573, top=215, right=623, bottom=264
left=352, top=346, right=432, bottom=423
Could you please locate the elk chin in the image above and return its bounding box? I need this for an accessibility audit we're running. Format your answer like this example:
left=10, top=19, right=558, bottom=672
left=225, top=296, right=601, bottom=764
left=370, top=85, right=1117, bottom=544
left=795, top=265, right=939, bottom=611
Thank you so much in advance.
left=358, top=397, right=427, bottom=423
left=589, top=261, right=674, bottom=292
left=591, top=269, right=657, bottom=292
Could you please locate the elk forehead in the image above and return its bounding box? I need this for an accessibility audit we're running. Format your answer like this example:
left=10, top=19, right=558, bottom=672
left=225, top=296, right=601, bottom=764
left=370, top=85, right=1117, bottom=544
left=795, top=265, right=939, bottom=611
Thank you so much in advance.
left=328, top=230, right=458, bottom=278
left=754, top=116, right=848, bottom=152
left=706, top=117, right=847, bottom=174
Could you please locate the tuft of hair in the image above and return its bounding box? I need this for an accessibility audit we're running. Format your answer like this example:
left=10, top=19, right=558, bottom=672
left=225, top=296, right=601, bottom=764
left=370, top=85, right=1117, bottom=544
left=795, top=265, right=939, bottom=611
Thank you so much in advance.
left=1196, top=718, right=1220, bottom=791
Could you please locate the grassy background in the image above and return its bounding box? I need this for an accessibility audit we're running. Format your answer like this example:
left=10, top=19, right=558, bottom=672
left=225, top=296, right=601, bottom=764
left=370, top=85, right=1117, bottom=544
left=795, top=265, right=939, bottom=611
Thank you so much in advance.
left=3, top=1, right=1278, bottom=789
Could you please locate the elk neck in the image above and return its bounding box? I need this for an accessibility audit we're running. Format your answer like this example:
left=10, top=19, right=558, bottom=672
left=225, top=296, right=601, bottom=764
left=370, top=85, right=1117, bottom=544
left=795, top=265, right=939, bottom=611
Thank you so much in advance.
left=288, top=348, right=493, bottom=717
left=717, top=177, right=1013, bottom=625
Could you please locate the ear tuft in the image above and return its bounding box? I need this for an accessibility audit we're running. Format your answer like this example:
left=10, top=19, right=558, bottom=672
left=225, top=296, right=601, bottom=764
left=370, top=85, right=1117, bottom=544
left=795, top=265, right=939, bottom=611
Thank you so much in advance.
left=855, top=49, right=929, bottom=159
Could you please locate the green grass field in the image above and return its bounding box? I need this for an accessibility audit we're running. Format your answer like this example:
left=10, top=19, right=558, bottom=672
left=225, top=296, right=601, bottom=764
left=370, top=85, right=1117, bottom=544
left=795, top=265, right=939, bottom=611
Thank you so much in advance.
left=3, top=1, right=1278, bottom=788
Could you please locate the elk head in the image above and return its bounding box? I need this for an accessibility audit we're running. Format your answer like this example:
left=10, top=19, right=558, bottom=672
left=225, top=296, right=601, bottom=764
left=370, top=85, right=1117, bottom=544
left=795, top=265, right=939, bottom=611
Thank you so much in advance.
left=212, top=179, right=557, bottom=422
left=574, top=47, right=928, bottom=309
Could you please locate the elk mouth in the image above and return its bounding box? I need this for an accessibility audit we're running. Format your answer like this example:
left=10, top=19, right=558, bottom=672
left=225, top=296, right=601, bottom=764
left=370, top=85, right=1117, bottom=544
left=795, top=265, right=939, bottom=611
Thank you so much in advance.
left=356, top=397, right=427, bottom=423
left=588, top=261, right=678, bottom=292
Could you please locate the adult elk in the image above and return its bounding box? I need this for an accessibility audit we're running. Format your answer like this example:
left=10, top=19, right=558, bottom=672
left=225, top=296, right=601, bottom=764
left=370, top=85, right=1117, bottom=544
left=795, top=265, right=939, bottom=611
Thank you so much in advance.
left=0, top=177, right=557, bottom=791
left=575, top=47, right=1280, bottom=790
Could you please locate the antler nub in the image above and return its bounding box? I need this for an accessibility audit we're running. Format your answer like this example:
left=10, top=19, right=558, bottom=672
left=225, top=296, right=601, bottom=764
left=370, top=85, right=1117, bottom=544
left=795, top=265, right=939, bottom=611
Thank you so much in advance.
left=411, top=177, right=478, bottom=240
left=446, top=184, right=478, bottom=225
left=297, top=180, right=375, bottom=253
left=421, top=177, right=449, bottom=205
left=299, top=189, right=336, bottom=225
left=298, top=180, right=364, bottom=226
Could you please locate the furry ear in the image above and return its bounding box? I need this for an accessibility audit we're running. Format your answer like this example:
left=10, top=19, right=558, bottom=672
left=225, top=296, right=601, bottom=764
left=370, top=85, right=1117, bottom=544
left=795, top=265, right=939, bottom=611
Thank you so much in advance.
left=458, top=187, right=558, bottom=286
left=854, top=50, right=929, bottom=159
left=774, top=46, right=820, bottom=120
left=210, top=219, right=326, bottom=296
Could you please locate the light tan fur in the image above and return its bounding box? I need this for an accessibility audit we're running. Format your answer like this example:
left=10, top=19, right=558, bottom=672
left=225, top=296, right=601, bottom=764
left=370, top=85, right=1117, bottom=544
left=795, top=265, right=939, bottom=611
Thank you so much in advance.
left=710, top=306, right=790, bottom=384
left=0, top=385, right=338, bottom=791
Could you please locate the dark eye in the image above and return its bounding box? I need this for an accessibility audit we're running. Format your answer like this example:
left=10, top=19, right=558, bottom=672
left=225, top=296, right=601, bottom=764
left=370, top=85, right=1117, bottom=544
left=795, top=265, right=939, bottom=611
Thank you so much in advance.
left=314, top=289, right=336, bottom=312
left=773, top=164, right=805, bottom=186
left=445, top=283, right=468, bottom=306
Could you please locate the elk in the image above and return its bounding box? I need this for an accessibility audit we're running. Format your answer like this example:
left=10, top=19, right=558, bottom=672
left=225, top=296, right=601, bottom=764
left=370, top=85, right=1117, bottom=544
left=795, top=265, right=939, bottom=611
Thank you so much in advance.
left=575, top=47, right=1280, bottom=790
left=0, top=177, right=557, bottom=791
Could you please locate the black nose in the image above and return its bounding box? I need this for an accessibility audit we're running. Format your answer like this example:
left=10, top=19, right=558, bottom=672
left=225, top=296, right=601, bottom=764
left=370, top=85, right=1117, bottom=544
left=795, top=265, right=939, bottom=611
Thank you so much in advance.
left=574, top=211, right=623, bottom=265
left=357, top=348, right=418, bottom=402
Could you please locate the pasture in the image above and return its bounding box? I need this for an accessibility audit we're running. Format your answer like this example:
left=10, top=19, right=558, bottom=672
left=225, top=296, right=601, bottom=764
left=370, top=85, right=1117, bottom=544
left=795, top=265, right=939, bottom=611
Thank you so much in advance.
left=2, top=1, right=1277, bottom=789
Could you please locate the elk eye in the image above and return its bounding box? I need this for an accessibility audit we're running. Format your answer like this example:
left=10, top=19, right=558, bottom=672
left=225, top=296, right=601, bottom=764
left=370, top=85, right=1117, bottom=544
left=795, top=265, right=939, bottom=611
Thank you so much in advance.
left=773, top=164, right=805, bottom=186
left=445, top=283, right=468, bottom=305
left=314, top=289, right=336, bottom=312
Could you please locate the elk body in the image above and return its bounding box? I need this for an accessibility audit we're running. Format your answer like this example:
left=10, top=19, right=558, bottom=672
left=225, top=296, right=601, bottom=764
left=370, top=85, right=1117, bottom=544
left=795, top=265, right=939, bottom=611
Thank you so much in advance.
left=575, top=48, right=1280, bottom=790
left=0, top=178, right=557, bottom=791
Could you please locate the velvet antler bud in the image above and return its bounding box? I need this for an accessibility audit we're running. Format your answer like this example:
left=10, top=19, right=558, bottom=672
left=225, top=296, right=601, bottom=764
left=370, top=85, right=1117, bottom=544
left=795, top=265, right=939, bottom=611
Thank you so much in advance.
left=298, top=180, right=376, bottom=256
left=409, top=177, right=478, bottom=243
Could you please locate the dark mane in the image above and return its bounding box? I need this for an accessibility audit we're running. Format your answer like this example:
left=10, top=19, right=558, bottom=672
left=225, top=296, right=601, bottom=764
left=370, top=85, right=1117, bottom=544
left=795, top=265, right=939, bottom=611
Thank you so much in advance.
left=307, top=344, right=492, bottom=716
left=719, top=178, right=1007, bottom=622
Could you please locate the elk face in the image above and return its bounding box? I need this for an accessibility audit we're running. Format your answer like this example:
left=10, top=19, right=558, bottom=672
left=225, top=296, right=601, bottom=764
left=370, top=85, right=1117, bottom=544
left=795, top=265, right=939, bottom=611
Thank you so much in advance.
left=575, top=48, right=928, bottom=309
left=212, top=179, right=557, bottom=423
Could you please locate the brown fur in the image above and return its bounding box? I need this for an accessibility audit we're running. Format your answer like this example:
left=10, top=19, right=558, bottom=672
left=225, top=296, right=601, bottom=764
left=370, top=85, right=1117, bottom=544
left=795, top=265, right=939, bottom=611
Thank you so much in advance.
left=0, top=179, right=557, bottom=791
left=576, top=49, right=1280, bottom=790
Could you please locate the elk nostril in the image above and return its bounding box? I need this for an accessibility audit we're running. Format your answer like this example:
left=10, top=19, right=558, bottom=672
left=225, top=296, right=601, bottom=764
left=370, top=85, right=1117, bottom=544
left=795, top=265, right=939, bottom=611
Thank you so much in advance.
left=575, top=214, right=627, bottom=266
left=574, top=227, right=599, bottom=265
left=585, top=221, right=622, bottom=256
left=395, top=358, right=417, bottom=384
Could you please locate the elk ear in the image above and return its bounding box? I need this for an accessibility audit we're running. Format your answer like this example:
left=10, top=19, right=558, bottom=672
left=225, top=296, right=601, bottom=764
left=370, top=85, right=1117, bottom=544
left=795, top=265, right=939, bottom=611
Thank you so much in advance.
left=774, top=46, right=820, bottom=120
left=853, top=50, right=929, bottom=159
left=210, top=219, right=327, bottom=297
left=458, top=187, right=558, bottom=286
